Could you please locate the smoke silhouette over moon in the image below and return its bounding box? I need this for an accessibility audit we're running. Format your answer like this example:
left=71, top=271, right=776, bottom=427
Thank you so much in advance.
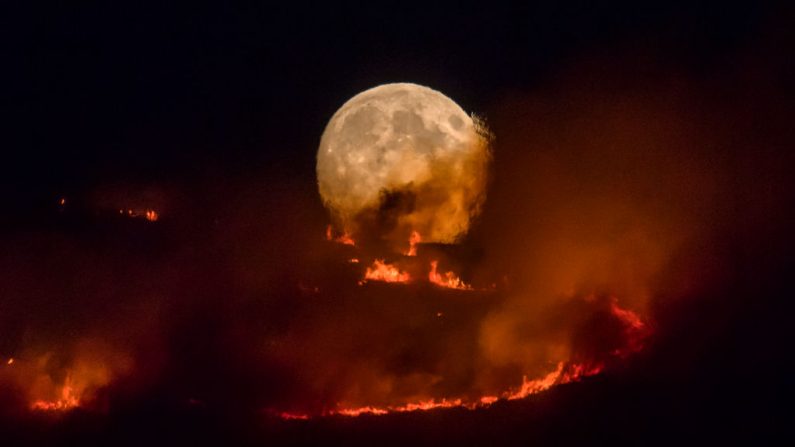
left=316, top=83, right=491, bottom=244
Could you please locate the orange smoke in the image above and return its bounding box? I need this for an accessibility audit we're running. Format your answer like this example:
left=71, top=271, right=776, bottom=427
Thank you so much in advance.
left=30, top=373, right=81, bottom=411
left=1, top=341, right=133, bottom=414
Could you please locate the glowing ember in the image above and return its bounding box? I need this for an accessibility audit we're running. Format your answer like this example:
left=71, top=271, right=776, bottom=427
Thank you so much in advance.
left=405, top=231, right=422, bottom=256
left=325, top=224, right=355, bottom=246
left=428, top=260, right=472, bottom=290
left=6, top=358, right=13, bottom=365
left=362, top=259, right=410, bottom=283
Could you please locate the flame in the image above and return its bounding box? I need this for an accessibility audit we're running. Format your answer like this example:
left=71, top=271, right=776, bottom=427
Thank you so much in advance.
left=362, top=259, right=410, bottom=283
left=505, top=362, right=566, bottom=400
left=273, top=299, right=647, bottom=420
left=118, top=208, right=159, bottom=222
left=428, top=260, right=472, bottom=290
left=8, top=345, right=134, bottom=413
left=30, top=374, right=81, bottom=411
left=278, top=411, right=311, bottom=420
left=325, top=224, right=355, bottom=246
left=405, top=231, right=421, bottom=256
left=608, top=298, right=649, bottom=356
left=560, top=363, right=605, bottom=382
left=479, top=396, right=499, bottom=405
left=275, top=359, right=609, bottom=420
left=502, top=361, right=604, bottom=401
left=328, top=398, right=465, bottom=417
left=335, top=406, right=389, bottom=417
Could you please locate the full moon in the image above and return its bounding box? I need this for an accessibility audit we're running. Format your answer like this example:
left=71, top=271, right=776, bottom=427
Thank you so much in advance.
left=317, top=83, right=490, bottom=244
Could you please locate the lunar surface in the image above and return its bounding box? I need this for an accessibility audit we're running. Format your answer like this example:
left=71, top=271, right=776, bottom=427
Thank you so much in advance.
left=317, top=83, right=490, bottom=244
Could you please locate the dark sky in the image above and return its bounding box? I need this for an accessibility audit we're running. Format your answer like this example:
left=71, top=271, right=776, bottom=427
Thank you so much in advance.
left=3, top=2, right=781, bottom=214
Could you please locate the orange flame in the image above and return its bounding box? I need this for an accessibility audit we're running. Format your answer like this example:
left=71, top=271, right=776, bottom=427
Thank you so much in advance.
left=118, top=208, right=159, bottom=222
left=329, top=398, right=465, bottom=417
left=15, top=346, right=133, bottom=413
left=276, top=359, right=609, bottom=420
left=30, top=374, right=81, bottom=411
left=362, top=259, right=411, bottom=283
left=405, top=231, right=421, bottom=256
left=325, top=225, right=355, bottom=246
left=428, top=260, right=472, bottom=290
left=505, top=362, right=566, bottom=400
left=335, top=406, right=389, bottom=417
left=274, top=300, right=647, bottom=420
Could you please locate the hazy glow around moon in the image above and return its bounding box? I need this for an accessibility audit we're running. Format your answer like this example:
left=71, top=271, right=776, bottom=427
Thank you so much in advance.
left=317, top=83, right=491, bottom=243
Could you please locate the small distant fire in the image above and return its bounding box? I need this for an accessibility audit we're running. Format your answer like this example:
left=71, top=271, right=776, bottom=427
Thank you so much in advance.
left=2, top=344, right=132, bottom=414
left=119, top=208, right=159, bottom=222
left=348, top=231, right=476, bottom=290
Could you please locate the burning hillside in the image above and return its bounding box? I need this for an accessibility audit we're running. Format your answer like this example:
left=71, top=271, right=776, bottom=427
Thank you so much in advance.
left=0, top=76, right=718, bottom=427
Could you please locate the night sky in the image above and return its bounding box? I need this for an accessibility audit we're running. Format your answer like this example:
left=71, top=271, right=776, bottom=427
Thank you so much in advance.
left=6, top=2, right=779, bottom=205
left=2, top=2, right=793, bottom=445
